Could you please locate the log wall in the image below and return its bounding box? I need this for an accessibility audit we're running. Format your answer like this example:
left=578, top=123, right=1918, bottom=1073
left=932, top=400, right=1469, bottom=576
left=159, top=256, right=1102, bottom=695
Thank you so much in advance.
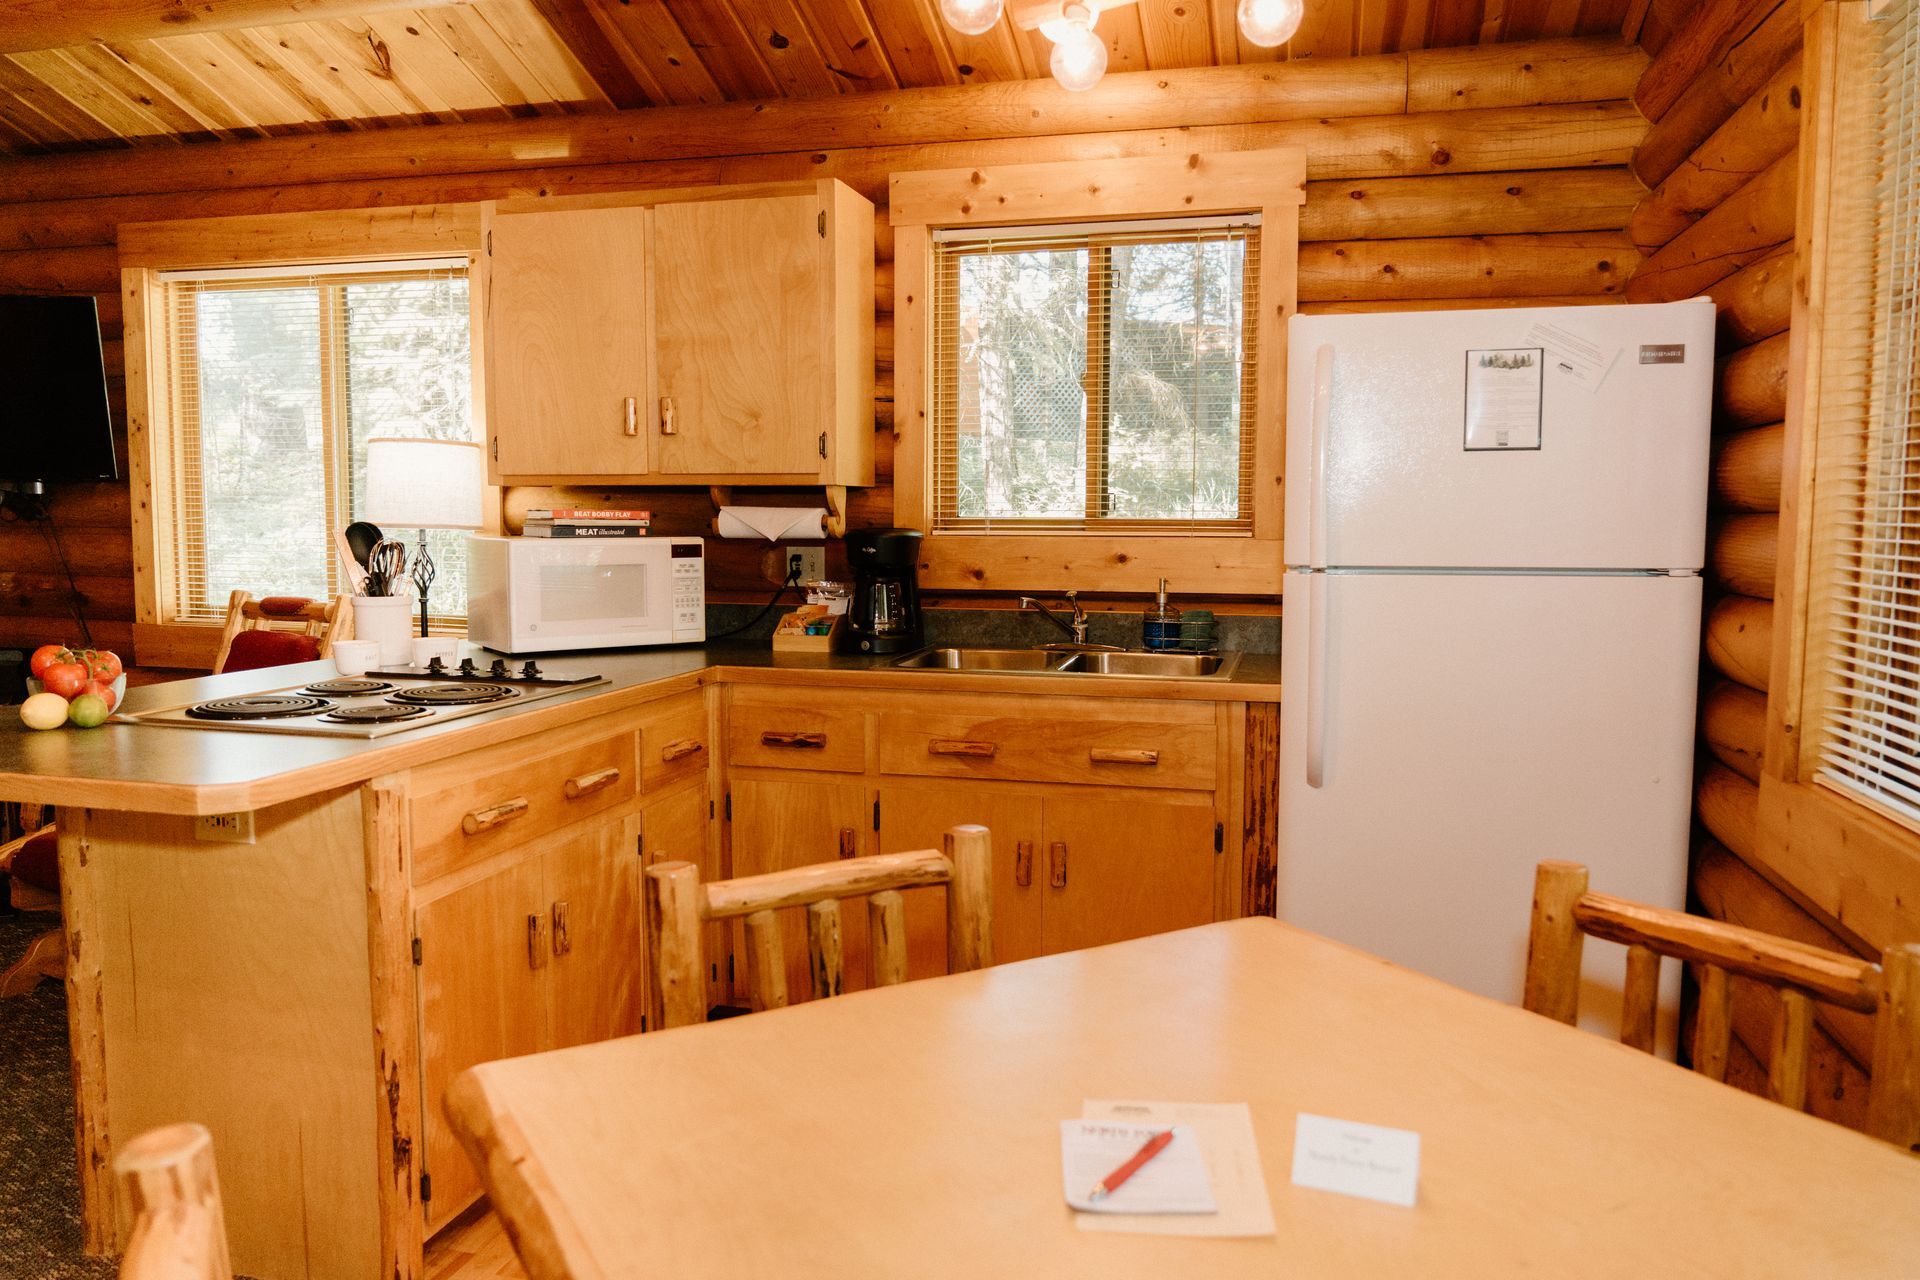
left=0, top=38, right=1650, bottom=659
left=1624, top=0, right=1879, bottom=1122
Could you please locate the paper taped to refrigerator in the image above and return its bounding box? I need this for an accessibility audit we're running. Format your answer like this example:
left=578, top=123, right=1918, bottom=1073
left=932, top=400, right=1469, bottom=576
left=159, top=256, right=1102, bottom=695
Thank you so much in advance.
left=1464, top=348, right=1543, bottom=450
left=1523, top=320, right=1621, bottom=390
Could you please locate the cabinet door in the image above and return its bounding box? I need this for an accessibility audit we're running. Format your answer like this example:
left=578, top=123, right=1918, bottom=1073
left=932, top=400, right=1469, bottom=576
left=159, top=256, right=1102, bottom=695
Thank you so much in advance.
left=415, top=855, right=546, bottom=1232
left=543, top=823, right=641, bottom=1052
left=490, top=206, right=651, bottom=477
left=876, top=786, right=1045, bottom=978
left=729, top=776, right=870, bottom=1001
left=650, top=195, right=825, bottom=476
left=1039, top=794, right=1217, bottom=956
left=642, top=779, right=725, bottom=1017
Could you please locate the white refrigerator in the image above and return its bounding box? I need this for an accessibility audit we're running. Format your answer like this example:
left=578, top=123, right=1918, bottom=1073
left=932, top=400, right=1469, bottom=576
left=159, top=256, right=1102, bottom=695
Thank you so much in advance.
left=1278, top=299, right=1716, bottom=1052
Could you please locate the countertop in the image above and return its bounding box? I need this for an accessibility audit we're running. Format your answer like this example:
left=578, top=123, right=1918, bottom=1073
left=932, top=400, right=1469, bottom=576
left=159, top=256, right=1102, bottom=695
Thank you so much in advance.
left=0, top=643, right=1279, bottom=815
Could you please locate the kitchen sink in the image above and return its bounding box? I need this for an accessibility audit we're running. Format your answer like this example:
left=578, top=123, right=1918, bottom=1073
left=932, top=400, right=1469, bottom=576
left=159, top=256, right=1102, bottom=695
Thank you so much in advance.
left=892, top=647, right=1240, bottom=680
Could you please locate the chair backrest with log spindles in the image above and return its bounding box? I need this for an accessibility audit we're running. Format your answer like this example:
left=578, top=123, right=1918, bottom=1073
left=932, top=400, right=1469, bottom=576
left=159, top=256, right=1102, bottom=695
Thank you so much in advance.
left=1523, top=859, right=1920, bottom=1153
left=645, top=824, right=993, bottom=1029
left=114, top=1122, right=232, bottom=1280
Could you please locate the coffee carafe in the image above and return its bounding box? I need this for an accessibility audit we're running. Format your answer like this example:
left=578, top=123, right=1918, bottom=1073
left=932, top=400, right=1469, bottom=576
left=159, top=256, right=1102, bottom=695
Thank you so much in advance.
left=842, top=528, right=924, bottom=654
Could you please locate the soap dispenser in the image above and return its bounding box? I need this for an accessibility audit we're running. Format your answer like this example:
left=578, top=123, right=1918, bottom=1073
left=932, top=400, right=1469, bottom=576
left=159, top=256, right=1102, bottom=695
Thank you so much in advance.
left=1144, top=578, right=1179, bottom=650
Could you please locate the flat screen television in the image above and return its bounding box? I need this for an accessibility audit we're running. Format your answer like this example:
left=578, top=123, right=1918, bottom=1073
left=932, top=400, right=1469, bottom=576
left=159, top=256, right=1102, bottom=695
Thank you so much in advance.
left=0, top=294, right=117, bottom=492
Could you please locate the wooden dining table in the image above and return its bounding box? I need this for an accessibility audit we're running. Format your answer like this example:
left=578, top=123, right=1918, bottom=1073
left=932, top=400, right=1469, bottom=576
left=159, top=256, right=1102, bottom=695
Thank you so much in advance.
left=448, top=918, right=1920, bottom=1278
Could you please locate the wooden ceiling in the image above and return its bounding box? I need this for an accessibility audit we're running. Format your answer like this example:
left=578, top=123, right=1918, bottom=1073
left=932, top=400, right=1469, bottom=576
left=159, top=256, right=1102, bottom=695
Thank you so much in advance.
left=0, top=0, right=1649, bottom=156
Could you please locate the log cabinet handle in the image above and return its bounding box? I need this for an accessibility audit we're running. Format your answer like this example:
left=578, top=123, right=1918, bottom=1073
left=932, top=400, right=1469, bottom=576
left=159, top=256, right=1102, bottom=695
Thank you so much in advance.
left=762, top=731, right=827, bottom=749
left=527, top=914, right=548, bottom=969
left=563, top=766, right=621, bottom=799
left=624, top=396, right=638, bottom=437
left=659, top=396, right=677, bottom=436
left=838, top=828, right=857, bottom=860
left=660, top=738, right=705, bottom=763
left=551, top=901, right=571, bottom=956
left=463, top=797, right=529, bottom=835
left=1015, top=840, right=1033, bottom=889
left=1090, top=748, right=1159, bottom=766
left=1049, top=842, right=1068, bottom=889
left=928, top=739, right=997, bottom=758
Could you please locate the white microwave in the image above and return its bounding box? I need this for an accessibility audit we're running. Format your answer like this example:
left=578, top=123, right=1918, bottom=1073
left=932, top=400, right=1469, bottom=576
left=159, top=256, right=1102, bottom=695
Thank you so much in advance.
left=465, top=534, right=706, bottom=654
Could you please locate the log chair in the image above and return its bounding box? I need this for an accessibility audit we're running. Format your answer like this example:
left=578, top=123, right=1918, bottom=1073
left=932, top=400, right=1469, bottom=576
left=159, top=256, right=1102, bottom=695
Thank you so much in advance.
left=114, top=1122, right=232, bottom=1280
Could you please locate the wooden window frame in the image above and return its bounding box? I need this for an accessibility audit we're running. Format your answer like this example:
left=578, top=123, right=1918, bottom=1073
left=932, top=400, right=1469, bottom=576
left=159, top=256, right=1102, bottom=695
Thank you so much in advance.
left=1760, top=0, right=1920, bottom=951
left=890, top=150, right=1305, bottom=595
left=120, top=204, right=489, bottom=668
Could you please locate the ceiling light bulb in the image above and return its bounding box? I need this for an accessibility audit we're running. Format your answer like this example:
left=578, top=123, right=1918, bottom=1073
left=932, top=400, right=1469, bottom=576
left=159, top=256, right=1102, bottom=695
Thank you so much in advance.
left=1049, top=5, right=1108, bottom=92
left=1238, top=0, right=1305, bottom=46
left=939, top=0, right=1004, bottom=36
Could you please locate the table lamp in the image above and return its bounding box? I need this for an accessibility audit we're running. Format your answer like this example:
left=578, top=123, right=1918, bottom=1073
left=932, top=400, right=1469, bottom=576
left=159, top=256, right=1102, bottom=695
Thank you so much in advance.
left=362, top=437, right=486, bottom=637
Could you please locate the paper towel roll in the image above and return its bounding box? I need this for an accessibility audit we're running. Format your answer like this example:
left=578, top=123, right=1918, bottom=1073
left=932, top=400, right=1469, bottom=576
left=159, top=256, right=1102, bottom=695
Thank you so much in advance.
left=716, top=506, right=829, bottom=540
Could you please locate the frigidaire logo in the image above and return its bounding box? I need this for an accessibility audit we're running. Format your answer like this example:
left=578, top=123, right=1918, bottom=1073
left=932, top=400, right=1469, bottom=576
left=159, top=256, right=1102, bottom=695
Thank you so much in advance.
left=1639, top=344, right=1686, bottom=364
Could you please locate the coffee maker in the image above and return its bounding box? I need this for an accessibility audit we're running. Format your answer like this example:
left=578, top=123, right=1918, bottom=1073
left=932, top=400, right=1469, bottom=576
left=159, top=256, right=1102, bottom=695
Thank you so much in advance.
left=841, top=528, right=924, bottom=654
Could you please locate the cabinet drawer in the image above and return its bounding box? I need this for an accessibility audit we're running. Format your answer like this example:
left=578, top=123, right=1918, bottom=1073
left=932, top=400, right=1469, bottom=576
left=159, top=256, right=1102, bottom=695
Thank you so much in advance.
left=412, top=729, right=637, bottom=885
left=875, top=701, right=1215, bottom=791
left=637, top=691, right=709, bottom=791
left=727, top=692, right=867, bottom=772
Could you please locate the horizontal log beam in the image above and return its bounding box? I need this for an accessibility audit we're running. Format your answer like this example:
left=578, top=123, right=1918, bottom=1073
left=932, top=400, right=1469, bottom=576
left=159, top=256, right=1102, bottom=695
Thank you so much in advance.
left=1634, top=0, right=1781, bottom=121
left=1717, top=332, right=1790, bottom=427
left=0, top=38, right=1645, bottom=206
left=1302, top=168, right=1645, bottom=241
left=1715, top=244, right=1794, bottom=346
left=1706, top=593, right=1772, bottom=691
left=1703, top=679, right=1767, bottom=782
left=1629, top=53, right=1803, bottom=249
left=1405, top=37, right=1650, bottom=110
left=0, top=1, right=478, bottom=53
left=1626, top=149, right=1797, bottom=303
left=1298, top=296, right=1623, bottom=313
left=1699, top=761, right=1760, bottom=859
left=1298, top=232, right=1636, bottom=301
left=1714, top=421, right=1784, bottom=512
left=1711, top=514, right=1778, bottom=598
left=1631, top=0, right=1801, bottom=186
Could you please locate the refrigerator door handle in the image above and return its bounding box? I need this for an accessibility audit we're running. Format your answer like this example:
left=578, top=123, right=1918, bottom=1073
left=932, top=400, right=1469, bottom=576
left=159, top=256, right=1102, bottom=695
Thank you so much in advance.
left=1306, top=572, right=1329, bottom=788
left=1309, top=343, right=1334, bottom=570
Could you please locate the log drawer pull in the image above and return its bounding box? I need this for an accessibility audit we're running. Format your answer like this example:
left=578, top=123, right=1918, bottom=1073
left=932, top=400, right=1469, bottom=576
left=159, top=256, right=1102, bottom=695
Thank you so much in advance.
left=659, top=395, right=677, bottom=436
left=660, top=738, right=705, bottom=763
left=1090, top=748, right=1160, bottom=766
left=838, top=827, right=858, bottom=860
left=1015, top=840, right=1033, bottom=889
left=762, top=731, right=827, bottom=749
left=463, top=797, right=529, bottom=835
left=623, top=396, right=638, bottom=437
left=551, top=901, right=571, bottom=956
left=1049, top=841, right=1068, bottom=889
left=929, top=739, right=997, bottom=758
left=527, top=914, right=548, bottom=969
left=563, top=766, right=621, bottom=800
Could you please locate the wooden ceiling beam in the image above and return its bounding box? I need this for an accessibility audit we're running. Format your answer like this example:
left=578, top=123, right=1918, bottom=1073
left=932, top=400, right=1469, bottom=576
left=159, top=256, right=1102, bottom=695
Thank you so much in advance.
left=0, top=1, right=480, bottom=55
left=0, top=34, right=1647, bottom=204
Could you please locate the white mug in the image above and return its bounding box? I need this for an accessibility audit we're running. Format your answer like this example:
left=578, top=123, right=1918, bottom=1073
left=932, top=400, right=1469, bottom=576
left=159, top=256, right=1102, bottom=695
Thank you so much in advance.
left=331, top=639, right=382, bottom=677
left=411, top=636, right=459, bottom=669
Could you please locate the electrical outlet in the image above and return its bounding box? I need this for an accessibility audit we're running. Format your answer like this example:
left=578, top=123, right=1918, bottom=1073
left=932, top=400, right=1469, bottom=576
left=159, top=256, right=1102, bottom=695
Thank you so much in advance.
left=196, top=811, right=256, bottom=844
left=787, top=546, right=824, bottom=584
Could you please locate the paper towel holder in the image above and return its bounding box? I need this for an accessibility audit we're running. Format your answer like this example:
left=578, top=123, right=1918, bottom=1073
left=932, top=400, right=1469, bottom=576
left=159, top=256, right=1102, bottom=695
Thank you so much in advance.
left=708, top=485, right=847, bottom=538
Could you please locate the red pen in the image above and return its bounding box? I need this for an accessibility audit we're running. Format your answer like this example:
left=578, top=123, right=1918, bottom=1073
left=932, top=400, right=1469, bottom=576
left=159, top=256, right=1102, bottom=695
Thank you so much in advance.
left=1087, top=1129, right=1175, bottom=1203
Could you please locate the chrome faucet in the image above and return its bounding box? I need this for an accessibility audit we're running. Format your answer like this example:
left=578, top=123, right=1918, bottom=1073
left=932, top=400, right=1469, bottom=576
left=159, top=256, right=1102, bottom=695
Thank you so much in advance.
left=1019, top=591, right=1089, bottom=645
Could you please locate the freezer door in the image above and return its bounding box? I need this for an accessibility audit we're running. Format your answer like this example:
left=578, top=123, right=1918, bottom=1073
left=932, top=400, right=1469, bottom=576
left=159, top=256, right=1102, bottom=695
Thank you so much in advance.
left=1284, top=300, right=1715, bottom=571
left=1277, top=570, right=1700, bottom=1053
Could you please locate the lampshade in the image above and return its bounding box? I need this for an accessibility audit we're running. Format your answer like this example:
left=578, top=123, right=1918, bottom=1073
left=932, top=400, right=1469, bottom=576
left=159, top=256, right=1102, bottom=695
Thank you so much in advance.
left=362, top=437, right=486, bottom=530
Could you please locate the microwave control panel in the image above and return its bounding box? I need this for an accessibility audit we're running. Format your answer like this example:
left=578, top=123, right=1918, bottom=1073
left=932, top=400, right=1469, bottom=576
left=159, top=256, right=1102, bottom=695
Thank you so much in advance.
left=671, top=550, right=704, bottom=633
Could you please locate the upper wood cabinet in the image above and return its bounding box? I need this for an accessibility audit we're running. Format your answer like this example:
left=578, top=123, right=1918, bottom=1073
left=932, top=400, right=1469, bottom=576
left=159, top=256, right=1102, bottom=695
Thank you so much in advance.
left=484, top=180, right=875, bottom=487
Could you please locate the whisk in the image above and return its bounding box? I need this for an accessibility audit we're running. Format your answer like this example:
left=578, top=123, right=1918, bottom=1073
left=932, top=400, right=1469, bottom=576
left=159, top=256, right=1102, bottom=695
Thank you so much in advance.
left=364, top=540, right=406, bottom=597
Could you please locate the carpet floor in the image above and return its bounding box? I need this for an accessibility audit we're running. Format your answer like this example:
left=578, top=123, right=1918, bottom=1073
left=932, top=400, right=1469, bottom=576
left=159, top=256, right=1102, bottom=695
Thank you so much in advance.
left=0, top=913, right=116, bottom=1280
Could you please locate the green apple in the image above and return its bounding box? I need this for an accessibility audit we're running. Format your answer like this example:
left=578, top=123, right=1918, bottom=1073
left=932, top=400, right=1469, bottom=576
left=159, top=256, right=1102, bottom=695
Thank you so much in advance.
left=67, top=693, right=110, bottom=729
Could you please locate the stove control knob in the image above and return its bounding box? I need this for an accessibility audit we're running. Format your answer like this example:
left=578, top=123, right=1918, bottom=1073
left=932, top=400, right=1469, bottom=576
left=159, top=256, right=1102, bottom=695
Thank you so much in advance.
left=490, top=658, right=509, bottom=678
left=427, top=656, right=446, bottom=674
left=458, top=657, right=477, bottom=676
left=520, top=660, right=543, bottom=680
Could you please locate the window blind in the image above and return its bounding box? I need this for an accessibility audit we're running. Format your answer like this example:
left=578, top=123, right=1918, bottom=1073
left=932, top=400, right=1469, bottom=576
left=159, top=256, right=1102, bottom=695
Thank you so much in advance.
left=157, top=261, right=473, bottom=625
left=929, top=217, right=1260, bottom=534
left=1815, top=0, right=1920, bottom=821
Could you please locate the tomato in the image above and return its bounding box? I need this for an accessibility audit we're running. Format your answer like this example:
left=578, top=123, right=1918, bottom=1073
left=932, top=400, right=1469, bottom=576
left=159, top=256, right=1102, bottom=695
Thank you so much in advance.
left=41, top=662, right=89, bottom=699
left=81, top=649, right=123, bottom=681
left=29, top=644, right=74, bottom=678
left=79, top=678, right=117, bottom=712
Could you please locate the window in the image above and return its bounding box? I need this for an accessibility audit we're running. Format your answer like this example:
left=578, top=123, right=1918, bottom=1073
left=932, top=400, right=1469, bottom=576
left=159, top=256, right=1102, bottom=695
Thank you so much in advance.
left=155, top=259, right=475, bottom=625
left=930, top=217, right=1259, bottom=533
left=1811, top=0, right=1920, bottom=823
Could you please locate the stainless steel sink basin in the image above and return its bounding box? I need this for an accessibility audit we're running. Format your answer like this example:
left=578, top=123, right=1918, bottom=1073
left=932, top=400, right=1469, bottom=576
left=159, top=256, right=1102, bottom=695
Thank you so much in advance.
left=891, top=647, right=1239, bottom=680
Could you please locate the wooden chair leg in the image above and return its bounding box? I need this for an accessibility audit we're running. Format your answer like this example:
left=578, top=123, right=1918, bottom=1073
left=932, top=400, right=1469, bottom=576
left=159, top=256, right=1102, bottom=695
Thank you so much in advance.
left=115, top=1122, right=231, bottom=1280
left=0, top=926, right=65, bottom=997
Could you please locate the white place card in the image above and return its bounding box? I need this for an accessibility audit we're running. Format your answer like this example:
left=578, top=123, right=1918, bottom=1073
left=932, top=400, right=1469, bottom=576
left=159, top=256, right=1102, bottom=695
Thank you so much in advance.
left=1289, top=1113, right=1421, bottom=1208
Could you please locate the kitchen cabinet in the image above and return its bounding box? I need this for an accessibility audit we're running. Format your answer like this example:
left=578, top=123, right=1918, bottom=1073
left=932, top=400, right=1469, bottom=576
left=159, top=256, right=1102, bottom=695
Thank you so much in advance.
left=484, top=179, right=874, bottom=487
left=874, top=786, right=1045, bottom=976
left=729, top=775, right=872, bottom=999
left=1034, top=793, right=1217, bottom=953
left=640, top=778, right=724, bottom=1016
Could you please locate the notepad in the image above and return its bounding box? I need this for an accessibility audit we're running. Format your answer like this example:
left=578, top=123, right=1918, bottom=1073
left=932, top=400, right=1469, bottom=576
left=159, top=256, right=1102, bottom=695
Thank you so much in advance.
left=1071, top=1101, right=1277, bottom=1238
left=1061, top=1121, right=1215, bottom=1215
